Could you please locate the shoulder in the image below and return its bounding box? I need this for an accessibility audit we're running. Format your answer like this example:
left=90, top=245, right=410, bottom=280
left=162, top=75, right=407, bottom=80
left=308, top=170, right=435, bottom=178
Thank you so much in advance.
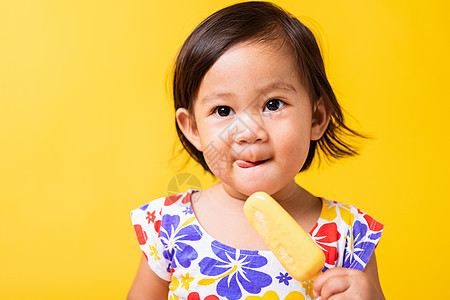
left=319, top=199, right=383, bottom=232
left=130, top=189, right=199, bottom=247
left=129, top=189, right=200, bottom=281
left=315, top=199, right=384, bottom=271
left=131, top=189, right=198, bottom=220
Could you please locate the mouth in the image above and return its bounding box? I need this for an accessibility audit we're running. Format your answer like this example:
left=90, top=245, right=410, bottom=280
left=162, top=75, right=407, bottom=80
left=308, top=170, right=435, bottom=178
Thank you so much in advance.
left=234, top=159, right=269, bottom=169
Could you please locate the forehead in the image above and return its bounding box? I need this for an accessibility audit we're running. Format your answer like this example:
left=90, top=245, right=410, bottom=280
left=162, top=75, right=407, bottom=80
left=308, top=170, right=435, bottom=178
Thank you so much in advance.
left=195, top=41, right=305, bottom=102
left=214, top=40, right=297, bottom=71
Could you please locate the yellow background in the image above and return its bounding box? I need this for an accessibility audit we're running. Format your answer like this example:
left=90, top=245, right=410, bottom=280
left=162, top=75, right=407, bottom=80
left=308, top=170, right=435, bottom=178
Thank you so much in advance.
left=1, top=0, right=449, bottom=299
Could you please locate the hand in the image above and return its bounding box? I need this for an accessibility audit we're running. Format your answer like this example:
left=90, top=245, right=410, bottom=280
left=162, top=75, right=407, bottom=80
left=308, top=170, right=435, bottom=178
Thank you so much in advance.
left=313, top=268, right=385, bottom=300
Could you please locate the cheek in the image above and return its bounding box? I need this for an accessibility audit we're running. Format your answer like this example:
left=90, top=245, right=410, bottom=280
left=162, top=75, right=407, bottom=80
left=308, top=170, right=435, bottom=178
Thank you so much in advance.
left=198, top=128, right=233, bottom=173
left=196, top=121, right=214, bottom=148
left=275, top=126, right=311, bottom=161
left=284, top=140, right=310, bottom=160
left=198, top=124, right=221, bottom=150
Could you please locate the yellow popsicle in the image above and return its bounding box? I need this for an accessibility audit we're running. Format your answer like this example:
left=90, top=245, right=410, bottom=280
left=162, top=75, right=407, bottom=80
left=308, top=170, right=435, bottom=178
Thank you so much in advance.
left=243, top=192, right=325, bottom=282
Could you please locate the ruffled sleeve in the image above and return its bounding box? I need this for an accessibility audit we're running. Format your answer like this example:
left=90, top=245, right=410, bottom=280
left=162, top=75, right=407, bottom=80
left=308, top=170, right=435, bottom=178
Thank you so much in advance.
left=342, top=207, right=384, bottom=271
left=130, top=197, right=172, bottom=281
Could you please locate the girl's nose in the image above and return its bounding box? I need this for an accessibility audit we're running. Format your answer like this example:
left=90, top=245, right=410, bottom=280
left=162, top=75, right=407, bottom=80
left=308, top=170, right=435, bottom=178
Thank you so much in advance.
left=234, top=113, right=268, bottom=144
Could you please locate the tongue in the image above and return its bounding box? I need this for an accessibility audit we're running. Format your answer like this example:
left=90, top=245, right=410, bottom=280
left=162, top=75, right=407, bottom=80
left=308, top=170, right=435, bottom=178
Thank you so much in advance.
left=235, top=160, right=262, bottom=168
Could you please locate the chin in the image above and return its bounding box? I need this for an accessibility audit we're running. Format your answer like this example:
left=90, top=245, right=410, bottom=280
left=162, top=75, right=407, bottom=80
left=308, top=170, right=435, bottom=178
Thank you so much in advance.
left=219, top=170, right=289, bottom=197
left=234, top=182, right=282, bottom=198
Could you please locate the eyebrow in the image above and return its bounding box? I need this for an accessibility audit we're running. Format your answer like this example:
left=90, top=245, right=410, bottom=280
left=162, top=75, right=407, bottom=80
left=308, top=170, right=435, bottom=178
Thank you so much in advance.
left=200, top=81, right=297, bottom=104
left=262, top=81, right=297, bottom=94
left=200, top=91, right=234, bottom=105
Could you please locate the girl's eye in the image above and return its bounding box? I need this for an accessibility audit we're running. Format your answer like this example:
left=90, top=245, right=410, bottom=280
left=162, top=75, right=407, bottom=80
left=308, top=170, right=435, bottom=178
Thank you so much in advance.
left=214, top=106, right=235, bottom=117
left=264, top=99, right=285, bottom=112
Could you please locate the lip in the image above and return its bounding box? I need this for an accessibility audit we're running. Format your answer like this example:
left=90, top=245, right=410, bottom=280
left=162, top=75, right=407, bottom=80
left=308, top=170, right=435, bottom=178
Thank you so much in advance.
left=235, top=159, right=269, bottom=168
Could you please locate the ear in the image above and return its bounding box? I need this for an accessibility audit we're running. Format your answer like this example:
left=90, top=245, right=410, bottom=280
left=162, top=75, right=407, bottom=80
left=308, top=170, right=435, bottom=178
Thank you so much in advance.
left=176, top=108, right=203, bottom=151
left=311, top=98, right=331, bottom=141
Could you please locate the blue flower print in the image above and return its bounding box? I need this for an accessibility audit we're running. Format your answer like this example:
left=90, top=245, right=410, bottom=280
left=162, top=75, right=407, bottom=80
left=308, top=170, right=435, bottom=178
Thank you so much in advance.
left=343, top=220, right=376, bottom=271
left=138, top=203, right=149, bottom=211
left=183, top=206, right=193, bottom=215
left=276, top=272, right=292, bottom=286
left=198, top=241, right=272, bottom=300
left=369, top=231, right=382, bottom=241
left=159, top=214, right=202, bottom=271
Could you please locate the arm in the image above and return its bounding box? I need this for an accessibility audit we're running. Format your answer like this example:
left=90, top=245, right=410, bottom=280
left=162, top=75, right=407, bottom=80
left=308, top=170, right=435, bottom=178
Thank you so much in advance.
left=313, top=252, right=385, bottom=300
left=127, top=255, right=170, bottom=300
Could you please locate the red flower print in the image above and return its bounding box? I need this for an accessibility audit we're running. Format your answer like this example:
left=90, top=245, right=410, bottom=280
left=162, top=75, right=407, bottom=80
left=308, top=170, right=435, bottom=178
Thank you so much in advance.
left=164, top=193, right=191, bottom=206
left=363, top=214, right=384, bottom=231
left=164, top=194, right=184, bottom=206
left=310, top=222, right=341, bottom=265
left=187, top=292, right=219, bottom=300
left=134, top=224, right=147, bottom=245
left=155, top=220, right=161, bottom=236
left=142, top=250, right=148, bottom=261
left=146, top=210, right=156, bottom=224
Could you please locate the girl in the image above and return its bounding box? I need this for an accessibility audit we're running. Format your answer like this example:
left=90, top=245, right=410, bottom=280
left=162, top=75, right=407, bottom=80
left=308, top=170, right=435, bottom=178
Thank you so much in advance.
left=128, top=2, right=384, bottom=300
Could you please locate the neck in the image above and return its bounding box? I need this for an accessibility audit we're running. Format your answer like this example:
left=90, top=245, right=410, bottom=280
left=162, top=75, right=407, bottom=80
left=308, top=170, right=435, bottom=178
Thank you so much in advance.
left=198, top=181, right=317, bottom=220
left=218, top=180, right=305, bottom=204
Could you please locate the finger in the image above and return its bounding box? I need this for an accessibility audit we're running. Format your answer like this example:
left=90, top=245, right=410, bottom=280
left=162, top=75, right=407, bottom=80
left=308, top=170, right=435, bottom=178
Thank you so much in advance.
left=313, top=268, right=352, bottom=296
left=319, top=275, right=351, bottom=300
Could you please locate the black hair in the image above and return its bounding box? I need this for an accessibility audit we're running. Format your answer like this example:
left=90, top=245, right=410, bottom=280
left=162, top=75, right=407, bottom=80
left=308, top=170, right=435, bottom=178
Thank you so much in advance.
left=173, top=1, right=365, bottom=174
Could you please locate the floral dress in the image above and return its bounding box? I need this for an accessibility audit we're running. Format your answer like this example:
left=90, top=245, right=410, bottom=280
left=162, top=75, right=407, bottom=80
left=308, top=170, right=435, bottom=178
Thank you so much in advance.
left=131, top=189, right=383, bottom=300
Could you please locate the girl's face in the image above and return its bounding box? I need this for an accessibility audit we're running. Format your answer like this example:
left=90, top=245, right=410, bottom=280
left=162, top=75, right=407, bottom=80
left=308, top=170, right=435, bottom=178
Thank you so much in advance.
left=177, top=41, right=329, bottom=198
